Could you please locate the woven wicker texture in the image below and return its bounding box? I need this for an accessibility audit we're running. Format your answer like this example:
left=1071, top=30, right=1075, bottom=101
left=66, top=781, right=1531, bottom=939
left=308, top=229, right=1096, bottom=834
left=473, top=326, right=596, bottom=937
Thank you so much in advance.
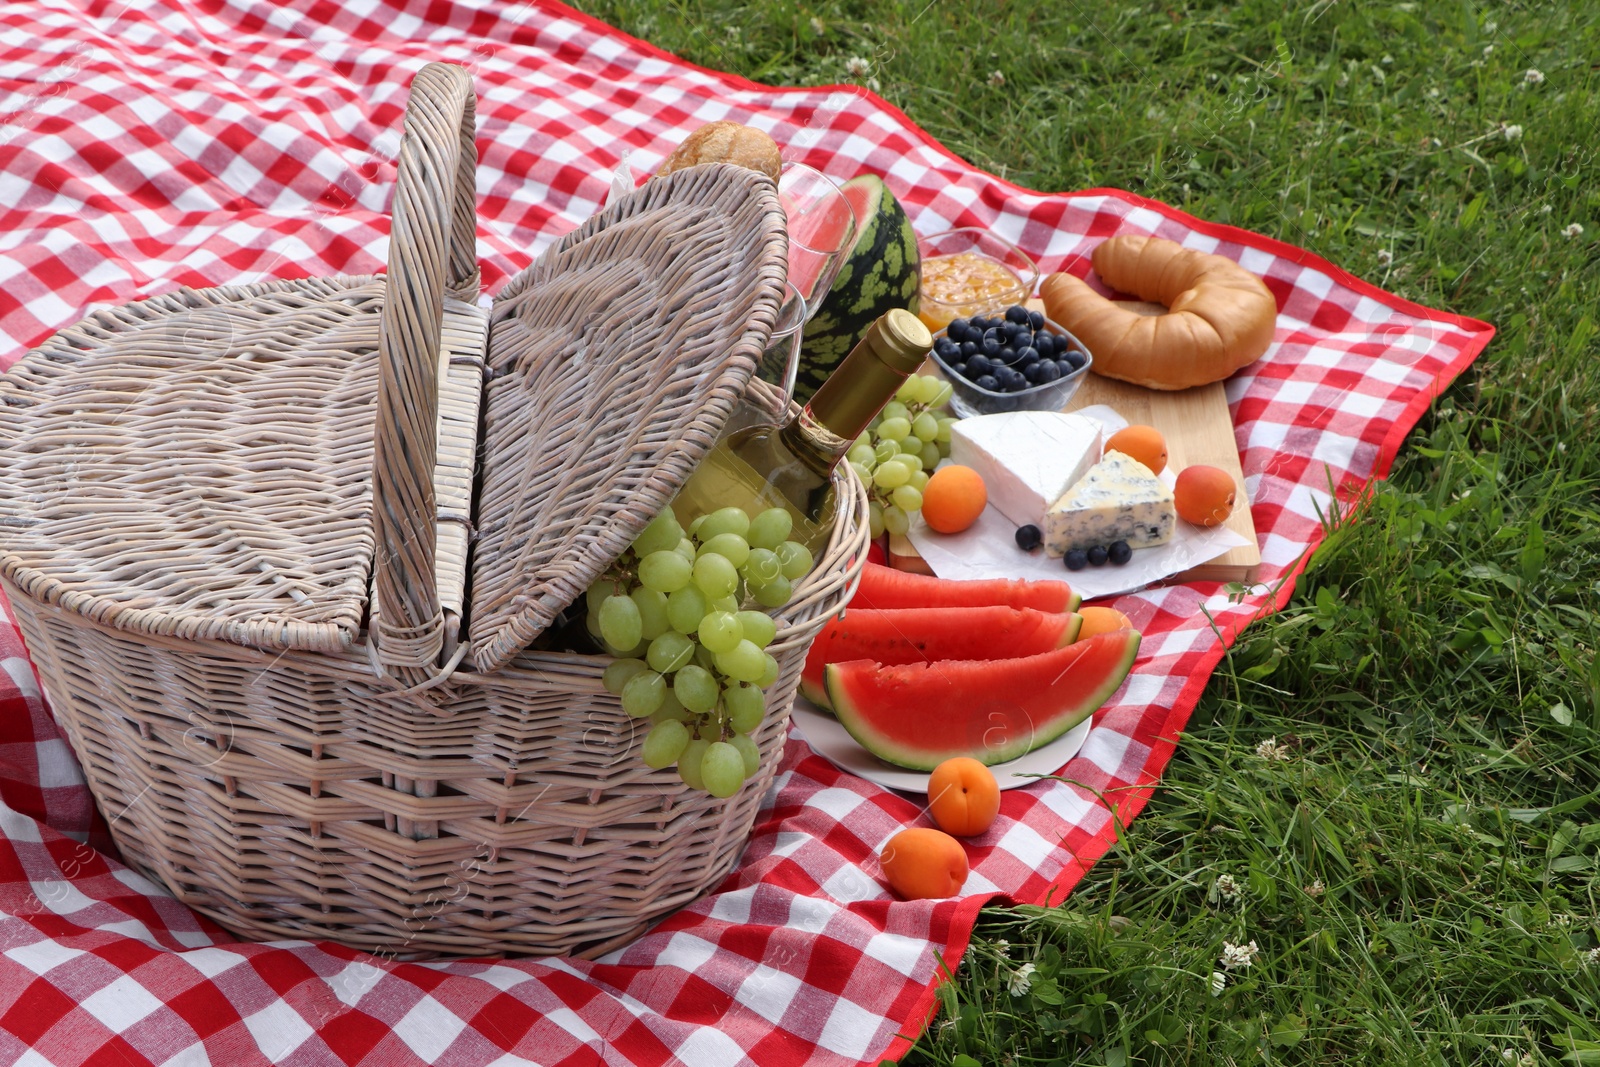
left=0, top=62, right=866, bottom=957
left=468, top=163, right=788, bottom=673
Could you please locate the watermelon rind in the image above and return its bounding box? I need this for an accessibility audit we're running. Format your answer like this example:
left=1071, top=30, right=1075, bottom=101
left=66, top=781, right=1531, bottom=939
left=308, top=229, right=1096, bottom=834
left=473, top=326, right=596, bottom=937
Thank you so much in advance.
left=824, top=630, right=1141, bottom=771
left=792, top=174, right=921, bottom=404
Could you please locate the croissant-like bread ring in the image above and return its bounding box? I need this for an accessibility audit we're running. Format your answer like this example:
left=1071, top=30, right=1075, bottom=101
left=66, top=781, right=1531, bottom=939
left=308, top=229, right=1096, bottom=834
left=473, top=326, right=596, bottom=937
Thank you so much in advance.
left=1040, top=235, right=1277, bottom=390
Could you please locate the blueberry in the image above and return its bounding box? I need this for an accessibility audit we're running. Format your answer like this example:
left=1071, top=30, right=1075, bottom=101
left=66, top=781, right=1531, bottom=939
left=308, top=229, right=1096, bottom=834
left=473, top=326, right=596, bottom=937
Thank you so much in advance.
left=1086, top=545, right=1110, bottom=567
left=1033, top=360, right=1062, bottom=383
left=1016, top=345, right=1040, bottom=366
left=1064, top=549, right=1088, bottom=571
left=960, top=340, right=979, bottom=358
left=1107, top=540, right=1133, bottom=565
left=948, top=317, right=971, bottom=341
left=1028, top=309, right=1045, bottom=330
left=965, top=354, right=992, bottom=377
left=1005, top=305, right=1031, bottom=325
left=1023, top=360, right=1050, bottom=384
left=999, top=367, right=1029, bottom=391
left=996, top=346, right=1016, bottom=364
left=976, top=374, right=1000, bottom=391
left=981, top=329, right=1004, bottom=356
left=1062, top=350, right=1086, bottom=371
left=1033, top=330, right=1058, bottom=355
left=1004, top=321, right=1029, bottom=345
left=968, top=315, right=991, bottom=332
left=1015, top=524, right=1043, bottom=551
left=934, top=337, right=960, bottom=360
left=947, top=361, right=968, bottom=380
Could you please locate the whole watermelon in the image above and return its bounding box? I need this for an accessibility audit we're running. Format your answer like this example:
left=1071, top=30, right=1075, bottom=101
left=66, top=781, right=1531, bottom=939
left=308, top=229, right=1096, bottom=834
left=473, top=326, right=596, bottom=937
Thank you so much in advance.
left=792, top=174, right=920, bottom=404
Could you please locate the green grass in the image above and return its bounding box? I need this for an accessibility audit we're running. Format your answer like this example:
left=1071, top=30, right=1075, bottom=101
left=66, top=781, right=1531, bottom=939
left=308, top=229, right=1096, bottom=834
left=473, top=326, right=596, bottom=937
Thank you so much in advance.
left=569, top=1, right=1600, bottom=1062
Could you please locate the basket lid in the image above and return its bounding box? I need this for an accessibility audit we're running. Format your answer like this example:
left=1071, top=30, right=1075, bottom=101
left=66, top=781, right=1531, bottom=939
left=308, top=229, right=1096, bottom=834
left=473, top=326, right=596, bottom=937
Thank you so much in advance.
left=466, top=163, right=787, bottom=673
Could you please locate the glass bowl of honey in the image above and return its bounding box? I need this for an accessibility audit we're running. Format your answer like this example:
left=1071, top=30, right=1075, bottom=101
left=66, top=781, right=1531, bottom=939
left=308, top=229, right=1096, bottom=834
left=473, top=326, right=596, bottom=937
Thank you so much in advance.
left=915, top=228, right=1039, bottom=333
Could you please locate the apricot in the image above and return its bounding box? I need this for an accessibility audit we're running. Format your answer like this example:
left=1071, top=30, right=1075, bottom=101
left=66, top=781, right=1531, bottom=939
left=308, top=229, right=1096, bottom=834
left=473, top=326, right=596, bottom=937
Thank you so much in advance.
left=879, top=827, right=969, bottom=900
left=1104, top=424, right=1168, bottom=475
left=1173, top=464, right=1238, bottom=527
left=1076, top=605, right=1133, bottom=639
left=920, top=465, right=987, bottom=534
left=927, top=757, right=1001, bottom=837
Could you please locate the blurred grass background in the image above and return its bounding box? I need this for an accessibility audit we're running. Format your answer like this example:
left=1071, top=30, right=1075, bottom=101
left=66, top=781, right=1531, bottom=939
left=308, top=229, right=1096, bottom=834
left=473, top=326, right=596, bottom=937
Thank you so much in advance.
left=569, top=2, right=1600, bottom=1062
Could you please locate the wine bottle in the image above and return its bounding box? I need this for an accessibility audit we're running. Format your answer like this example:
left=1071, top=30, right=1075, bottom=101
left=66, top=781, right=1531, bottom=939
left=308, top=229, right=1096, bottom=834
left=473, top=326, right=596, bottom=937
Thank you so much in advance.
left=672, top=308, right=933, bottom=554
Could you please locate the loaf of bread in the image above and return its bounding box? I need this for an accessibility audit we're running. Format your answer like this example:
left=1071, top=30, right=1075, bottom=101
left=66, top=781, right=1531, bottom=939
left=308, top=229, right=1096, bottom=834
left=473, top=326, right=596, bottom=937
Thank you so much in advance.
left=1040, top=236, right=1277, bottom=390
left=656, top=121, right=782, bottom=182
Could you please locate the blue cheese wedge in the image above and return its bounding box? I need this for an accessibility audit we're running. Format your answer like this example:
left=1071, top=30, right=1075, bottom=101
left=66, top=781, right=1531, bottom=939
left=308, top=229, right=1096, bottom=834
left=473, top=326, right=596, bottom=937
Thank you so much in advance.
left=1045, top=452, right=1175, bottom=556
left=947, top=411, right=1102, bottom=529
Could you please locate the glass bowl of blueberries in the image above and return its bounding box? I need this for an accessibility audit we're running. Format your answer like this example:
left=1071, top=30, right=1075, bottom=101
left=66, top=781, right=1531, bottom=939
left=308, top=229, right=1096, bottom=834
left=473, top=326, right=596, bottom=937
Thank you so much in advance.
left=928, top=304, right=1093, bottom=418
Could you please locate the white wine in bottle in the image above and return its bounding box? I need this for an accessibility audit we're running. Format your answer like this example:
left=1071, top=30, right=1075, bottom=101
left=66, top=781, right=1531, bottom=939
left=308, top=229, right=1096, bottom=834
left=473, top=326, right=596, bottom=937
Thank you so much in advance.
left=672, top=308, right=933, bottom=555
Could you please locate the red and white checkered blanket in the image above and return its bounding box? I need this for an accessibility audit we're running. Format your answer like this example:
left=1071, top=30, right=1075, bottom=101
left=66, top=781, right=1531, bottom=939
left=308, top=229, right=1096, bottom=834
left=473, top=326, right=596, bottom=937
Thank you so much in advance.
left=0, top=2, right=1491, bottom=1064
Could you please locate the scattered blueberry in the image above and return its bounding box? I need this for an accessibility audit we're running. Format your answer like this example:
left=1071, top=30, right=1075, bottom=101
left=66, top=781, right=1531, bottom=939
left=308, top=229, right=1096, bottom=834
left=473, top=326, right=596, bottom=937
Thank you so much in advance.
left=1062, top=350, right=1086, bottom=370
left=1004, top=321, right=1030, bottom=346
left=969, top=315, right=992, bottom=332
left=1064, top=549, right=1089, bottom=571
left=1033, top=360, right=1062, bottom=383
left=1028, top=309, right=1045, bottom=330
left=947, top=361, right=967, bottom=380
left=980, top=330, right=1003, bottom=357
left=1005, top=305, right=1030, bottom=325
left=1107, top=540, right=1133, bottom=566
left=934, top=337, right=960, bottom=360
left=975, top=374, right=1000, bottom=391
left=1023, top=360, right=1050, bottom=384
left=965, top=354, right=992, bottom=378
left=960, top=340, right=979, bottom=358
left=1016, top=345, right=1040, bottom=366
left=1015, top=524, right=1043, bottom=551
left=948, top=317, right=971, bottom=340
left=996, top=345, right=1016, bottom=364
left=1086, top=545, right=1110, bottom=567
left=996, top=367, right=1027, bottom=391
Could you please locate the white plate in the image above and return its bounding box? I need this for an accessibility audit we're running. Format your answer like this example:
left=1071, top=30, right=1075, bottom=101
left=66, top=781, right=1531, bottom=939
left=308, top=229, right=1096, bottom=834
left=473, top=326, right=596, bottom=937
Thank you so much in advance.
left=788, top=695, right=1094, bottom=795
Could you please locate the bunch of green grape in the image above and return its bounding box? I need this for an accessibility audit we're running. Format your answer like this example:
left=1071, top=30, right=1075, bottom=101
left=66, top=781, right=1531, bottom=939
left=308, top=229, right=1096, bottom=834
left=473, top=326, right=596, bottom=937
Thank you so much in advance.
left=587, top=505, right=814, bottom=799
left=843, top=373, right=958, bottom=538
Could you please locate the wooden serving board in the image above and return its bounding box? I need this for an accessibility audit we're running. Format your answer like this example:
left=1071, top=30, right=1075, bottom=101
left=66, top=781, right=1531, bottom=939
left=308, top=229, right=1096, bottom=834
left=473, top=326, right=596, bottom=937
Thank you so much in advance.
left=889, top=301, right=1262, bottom=585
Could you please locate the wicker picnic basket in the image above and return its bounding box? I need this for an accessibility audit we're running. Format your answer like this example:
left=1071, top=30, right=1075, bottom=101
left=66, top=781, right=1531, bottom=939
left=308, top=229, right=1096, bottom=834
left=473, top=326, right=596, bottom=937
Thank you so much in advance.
left=0, top=63, right=868, bottom=958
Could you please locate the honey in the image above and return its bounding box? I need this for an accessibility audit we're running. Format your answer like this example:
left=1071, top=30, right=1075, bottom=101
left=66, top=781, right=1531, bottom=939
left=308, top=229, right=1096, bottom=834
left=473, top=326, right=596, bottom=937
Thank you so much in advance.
left=918, top=251, right=1028, bottom=331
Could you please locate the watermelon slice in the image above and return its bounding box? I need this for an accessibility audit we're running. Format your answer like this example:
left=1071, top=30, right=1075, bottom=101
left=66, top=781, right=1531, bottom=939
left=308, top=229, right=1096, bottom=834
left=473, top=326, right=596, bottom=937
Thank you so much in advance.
left=852, top=561, right=1081, bottom=614
left=824, top=629, right=1140, bottom=770
left=799, top=606, right=1083, bottom=711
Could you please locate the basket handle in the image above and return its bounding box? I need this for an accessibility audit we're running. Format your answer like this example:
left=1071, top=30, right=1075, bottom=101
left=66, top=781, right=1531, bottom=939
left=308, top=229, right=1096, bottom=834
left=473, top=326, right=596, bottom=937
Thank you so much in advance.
left=370, top=62, right=479, bottom=685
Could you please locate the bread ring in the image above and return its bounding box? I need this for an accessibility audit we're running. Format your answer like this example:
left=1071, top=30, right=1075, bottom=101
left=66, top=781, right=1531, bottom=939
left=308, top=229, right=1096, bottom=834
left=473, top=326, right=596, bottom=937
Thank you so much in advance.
left=656, top=121, right=782, bottom=183
left=1040, top=235, right=1277, bottom=390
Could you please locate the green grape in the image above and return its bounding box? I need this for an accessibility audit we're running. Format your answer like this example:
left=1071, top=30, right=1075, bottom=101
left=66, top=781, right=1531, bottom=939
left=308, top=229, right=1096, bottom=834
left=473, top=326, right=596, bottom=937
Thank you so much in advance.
left=743, top=547, right=781, bottom=586
left=913, top=374, right=945, bottom=406
left=638, top=550, right=691, bottom=593
left=876, top=416, right=912, bottom=442
left=893, top=450, right=923, bottom=474
left=846, top=443, right=878, bottom=469
left=697, top=506, right=750, bottom=540
left=734, top=611, right=777, bottom=649
left=894, top=378, right=921, bottom=405
left=631, top=587, right=670, bottom=641
left=649, top=690, right=692, bottom=723
left=675, top=537, right=698, bottom=564
left=730, top=732, right=761, bottom=778
left=883, top=504, right=910, bottom=536
left=700, top=741, right=745, bottom=798
left=849, top=461, right=874, bottom=486
left=775, top=541, right=813, bottom=581
left=879, top=400, right=910, bottom=423
left=601, top=657, right=648, bottom=696
left=853, top=431, right=871, bottom=450
left=641, top=719, right=690, bottom=768
left=930, top=380, right=954, bottom=409
left=872, top=462, right=910, bottom=490
left=748, top=508, right=793, bottom=550
left=920, top=441, right=942, bottom=470
left=598, top=594, right=642, bottom=651
left=751, top=573, right=792, bottom=608
left=631, top=510, right=683, bottom=558
left=686, top=515, right=705, bottom=539
left=678, top=737, right=710, bottom=790
left=691, top=552, right=739, bottom=599
left=891, top=484, right=923, bottom=513
left=621, top=670, right=666, bottom=718
left=711, top=594, right=740, bottom=614
left=715, top=639, right=767, bottom=683
left=697, top=610, right=743, bottom=654
left=724, top=682, right=766, bottom=732
left=694, top=641, right=718, bottom=672
left=698, top=532, right=750, bottom=569
left=868, top=502, right=886, bottom=539
left=911, top=411, right=940, bottom=443
left=909, top=470, right=930, bottom=492
left=646, top=631, right=695, bottom=674
left=585, top=576, right=616, bottom=616
left=935, top=416, right=957, bottom=444
left=673, top=664, right=720, bottom=714
left=758, top=653, right=781, bottom=689
left=873, top=439, right=901, bottom=464
left=665, top=584, right=708, bottom=633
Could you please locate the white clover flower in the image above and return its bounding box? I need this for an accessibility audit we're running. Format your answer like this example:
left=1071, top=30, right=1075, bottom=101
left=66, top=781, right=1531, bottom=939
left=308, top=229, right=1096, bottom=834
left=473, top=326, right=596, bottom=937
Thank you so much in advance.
left=1503, top=123, right=1523, bottom=141
left=1377, top=249, right=1393, bottom=266
left=1255, top=737, right=1291, bottom=761
left=810, top=16, right=826, bottom=35
left=1210, top=971, right=1227, bottom=997
left=1563, top=222, right=1584, bottom=238
left=1485, top=20, right=1497, bottom=32
left=866, top=77, right=881, bottom=92
left=1483, top=44, right=1495, bottom=56
left=1213, top=873, right=1242, bottom=903
left=1371, top=66, right=1386, bottom=84
left=1220, top=939, right=1259, bottom=970
left=1009, top=961, right=1037, bottom=997
left=995, top=939, right=1011, bottom=957
left=1305, top=878, right=1326, bottom=897
left=1427, top=87, right=1441, bottom=98
left=1381, top=54, right=1394, bottom=65
left=845, top=56, right=872, bottom=78
left=1584, top=947, right=1600, bottom=967
left=1525, top=69, right=1545, bottom=85
left=988, top=70, right=1005, bottom=87
left=1541, top=203, right=1553, bottom=214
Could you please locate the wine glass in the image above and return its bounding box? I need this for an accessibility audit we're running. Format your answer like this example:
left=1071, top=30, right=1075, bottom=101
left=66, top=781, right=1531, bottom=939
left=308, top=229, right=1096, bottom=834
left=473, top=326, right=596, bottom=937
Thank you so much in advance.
left=778, top=162, right=857, bottom=323
left=746, top=281, right=807, bottom=424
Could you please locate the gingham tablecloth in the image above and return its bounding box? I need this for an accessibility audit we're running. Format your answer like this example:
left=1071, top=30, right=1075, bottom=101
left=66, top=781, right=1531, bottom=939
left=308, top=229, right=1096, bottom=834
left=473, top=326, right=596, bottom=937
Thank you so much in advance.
left=0, top=2, right=1492, bottom=1064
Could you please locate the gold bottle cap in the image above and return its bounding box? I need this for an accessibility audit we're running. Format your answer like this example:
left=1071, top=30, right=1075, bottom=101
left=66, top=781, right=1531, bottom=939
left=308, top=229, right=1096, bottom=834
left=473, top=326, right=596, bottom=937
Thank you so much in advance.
left=865, top=308, right=934, bottom=374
